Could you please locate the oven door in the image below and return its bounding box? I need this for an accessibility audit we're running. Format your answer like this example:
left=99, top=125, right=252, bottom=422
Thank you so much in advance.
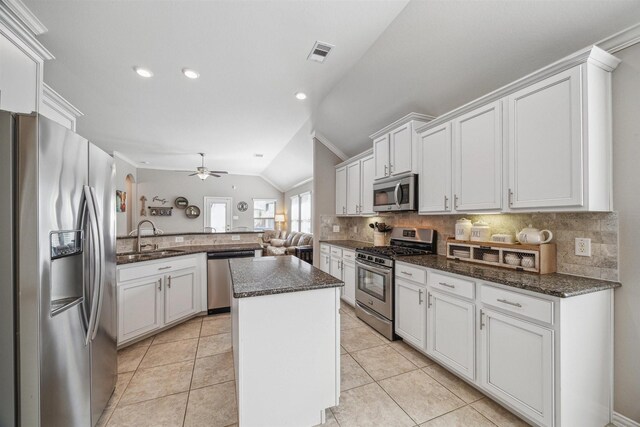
left=356, top=259, right=393, bottom=320
left=373, top=174, right=415, bottom=212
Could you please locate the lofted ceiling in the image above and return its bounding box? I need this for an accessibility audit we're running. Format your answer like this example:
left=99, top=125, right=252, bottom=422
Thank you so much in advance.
left=23, top=0, right=409, bottom=177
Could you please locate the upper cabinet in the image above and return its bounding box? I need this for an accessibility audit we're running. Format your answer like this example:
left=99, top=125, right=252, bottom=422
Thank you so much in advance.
left=335, top=151, right=375, bottom=217
left=335, top=166, right=347, bottom=215
left=370, top=113, right=435, bottom=180
left=360, top=155, right=375, bottom=215
left=417, top=46, right=620, bottom=214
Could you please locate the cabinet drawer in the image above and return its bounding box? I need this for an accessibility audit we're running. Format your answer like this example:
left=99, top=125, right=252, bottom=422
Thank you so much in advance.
left=330, top=247, right=343, bottom=257
left=395, top=262, right=426, bottom=284
left=320, top=244, right=331, bottom=255
left=480, top=284, right=553, bottom=324
left=342, top=249, right=356, bottom=261
left=118, top=255, right=198, bottom=283
left=428, top=271, right=475, bottom=300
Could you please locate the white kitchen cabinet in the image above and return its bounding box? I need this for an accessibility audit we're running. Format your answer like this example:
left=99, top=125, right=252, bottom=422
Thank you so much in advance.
left=373, top=135, right=390, bottom=179
left=319, top=245, right=331, bottom=274
left=321, top=244, right=356, bottom=306
left=453, top=101, right=502, bottom=211
left=394, top=278, right=427, bottom=350
left=426, top=290, right=475, bottom=381
left=342, top=259, right=356, bottom=306
left=118, top=276, right=163, bottom=344
left=0, top=35, right=38, bottom=114
left=418, top=123, right=452, bottom=213
left=390, top=123, right=412, bottom=176
left=335, top=166, right=347, bottom=215
left=479, top=308, right=554, bottom=427
left=346, top=161, right=361, bottom=215
left=360, top=155, right=375, bottom=215
left=330, top=256, right=342, bottom=281
left=164, top=267, right=198, bottom=324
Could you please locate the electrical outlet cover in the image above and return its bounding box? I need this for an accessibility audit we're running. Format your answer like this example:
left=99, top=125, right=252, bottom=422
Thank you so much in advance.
left=232, top=235, right=240, bottom=241
left=175, top=236, right=184, bottom=243
left=333, top=225, right=340, bottom=233
left=575, top=238, right=591, bottom=257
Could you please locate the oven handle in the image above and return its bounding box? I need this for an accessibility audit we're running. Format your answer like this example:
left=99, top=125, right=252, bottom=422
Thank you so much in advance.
left=394, top=183, right=401, bottom=208
left=357, top=301, right=391, bottom=323
left=356, top=259, right=392, bottom=276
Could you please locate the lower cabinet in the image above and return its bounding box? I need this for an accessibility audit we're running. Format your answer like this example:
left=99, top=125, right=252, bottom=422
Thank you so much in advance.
left=395, top=278, right=427, bottom=350
left=319, top=244, right=357, bottom=306
left=426, top=290, right=475, bottom=381
left=118, top=276, right=163, bottom=343
left=479, top=308, right=554, bottom=427
left=342, top=260, right=356, bottom=306
left=164, top=268, right=199, bottom=324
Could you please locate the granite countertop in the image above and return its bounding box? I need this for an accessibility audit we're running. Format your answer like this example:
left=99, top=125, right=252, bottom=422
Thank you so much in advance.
left=116, top=243, right=263, bottom=265
left=230, top=255, right=344, bottom=298
left=395, top=255, right=621, bottom=298
left=319, top=240, right=374, bottom=250
left=117, top=231, right=263, bottom=240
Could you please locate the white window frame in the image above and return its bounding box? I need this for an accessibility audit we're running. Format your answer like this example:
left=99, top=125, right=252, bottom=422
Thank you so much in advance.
left=290, top=191, right=311, bottom=234
left=253, top=198, right=277, bottom=231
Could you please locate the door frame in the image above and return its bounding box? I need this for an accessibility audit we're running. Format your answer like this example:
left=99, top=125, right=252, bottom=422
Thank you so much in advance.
left=203, top=196, right=233, bottom=232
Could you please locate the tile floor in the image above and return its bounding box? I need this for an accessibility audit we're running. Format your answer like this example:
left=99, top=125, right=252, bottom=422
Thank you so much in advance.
left=99, top=303, right=531, bottom=427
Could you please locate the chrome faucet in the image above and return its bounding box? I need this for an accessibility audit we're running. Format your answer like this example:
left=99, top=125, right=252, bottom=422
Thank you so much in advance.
left=136, top=219, right=157, bottom=253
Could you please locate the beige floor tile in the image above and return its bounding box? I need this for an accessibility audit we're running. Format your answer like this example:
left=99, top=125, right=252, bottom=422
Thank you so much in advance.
left=196, top=333, right=232, bottom=358
left=340, top=345, right=347, bottom=355
left=152, top=321, right=202, bottom=345
left=138, top=338, right=198, bottom=369
left=96, top=372, right=135, bottom=427
left=351, top=345, right=417, bottom=380
left=186, top=316, right=204, bottom=325
left=331, top=382, right=414, bottom=427
left=379, top=370, right=465, bottom=424
left=341, top=314, right=365, bottom=331
left=184, top=381, right=238, bottom=427
left=341, top=326, right=386, bottom=353
left=119, top=361, right=194, bottom=406
left=200, top=314, right=231, bottom=337
left=314, top=409, right=340, bottom=427
left=423, top=364, right=484, bottom=403
left=471, top=398, right=531, bottom=427
left=340, top=302, right=356, bottom=317
left=191, top=352, right=234, bottom=389
left=341, top=354, right=374, bottom=391
left=389, top=340, right=434, bottom=368
left=128, top=336, right=154, bottom=349
left=107, top=392, right=188, bottom=427
left=117, top=346, right=148, bottom=373
left=420, top=405, right=497, bottom=427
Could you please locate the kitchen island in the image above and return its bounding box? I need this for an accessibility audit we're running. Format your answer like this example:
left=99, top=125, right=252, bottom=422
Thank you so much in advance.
left=229, top=256, right=343, bottom=427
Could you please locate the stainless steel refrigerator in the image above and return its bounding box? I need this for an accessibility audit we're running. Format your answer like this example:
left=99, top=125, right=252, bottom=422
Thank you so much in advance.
left=0, top=112, right=117, bottom=427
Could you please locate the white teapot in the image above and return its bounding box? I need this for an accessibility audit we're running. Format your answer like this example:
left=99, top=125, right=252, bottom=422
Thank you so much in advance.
left=517, top=225, right=553, bottom=244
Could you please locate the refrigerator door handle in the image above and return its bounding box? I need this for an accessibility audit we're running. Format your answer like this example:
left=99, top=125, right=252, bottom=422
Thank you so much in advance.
left=84, top=185, right=101, bottom=346
left=89, top=186, right=106, bottom=341
left=79, top=193, right=90, bottom=334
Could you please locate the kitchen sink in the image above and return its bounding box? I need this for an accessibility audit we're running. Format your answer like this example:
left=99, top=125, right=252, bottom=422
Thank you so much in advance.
left=117, top=249, right=186, bottom=262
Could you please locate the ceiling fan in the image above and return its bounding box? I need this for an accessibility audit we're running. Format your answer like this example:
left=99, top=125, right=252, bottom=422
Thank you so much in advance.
left=187, top=153, right=228, bottom=180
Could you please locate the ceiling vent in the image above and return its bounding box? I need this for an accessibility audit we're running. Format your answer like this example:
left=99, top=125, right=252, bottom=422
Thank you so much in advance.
left=307, top=41, right=334, bottom=63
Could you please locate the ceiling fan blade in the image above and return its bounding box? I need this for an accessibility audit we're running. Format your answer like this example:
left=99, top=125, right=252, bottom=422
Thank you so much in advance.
left=188, top=173, right=198, bottom=176
left=208, top=171, right=228, bottom=174
left=209, top=173, right=221, bottom=177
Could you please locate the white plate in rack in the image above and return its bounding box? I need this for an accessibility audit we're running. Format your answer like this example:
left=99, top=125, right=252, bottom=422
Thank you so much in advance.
left=452, top=250, right=470, bottom=258
left=483, top=253, right=499, bottom=262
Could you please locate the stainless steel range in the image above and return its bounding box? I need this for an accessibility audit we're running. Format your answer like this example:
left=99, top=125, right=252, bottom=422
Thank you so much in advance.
left=355, top=227, right=436, bottom=340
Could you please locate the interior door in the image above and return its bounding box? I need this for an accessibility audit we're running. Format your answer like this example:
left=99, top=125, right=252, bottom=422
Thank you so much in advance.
left=418, top=123, right=452, bottom=213
left=204, top=197, right=232, bottom=232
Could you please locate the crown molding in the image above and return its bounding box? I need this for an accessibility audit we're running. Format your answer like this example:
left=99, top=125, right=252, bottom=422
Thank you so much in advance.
left=369, top=112, right=436, bottom=140
left=335, top=147, right=373, bottom=169
left=255, top=173, right=285, bottom=193
left=3, top=0, right=47, bottom=35
left=312, top=131, right=348, bottom=161
left=597, top=21, right=640, bottom=54
left=284, top=177, right=313, bottom=193
left=42, top=82, right=83, bottom=116
left=112, top=151, right=141, bottom=169
left=0, top=2, right=53, bottom=60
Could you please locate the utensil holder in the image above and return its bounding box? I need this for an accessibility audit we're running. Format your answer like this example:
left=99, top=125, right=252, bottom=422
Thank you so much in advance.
left=374, top=231, right=386, bottom=246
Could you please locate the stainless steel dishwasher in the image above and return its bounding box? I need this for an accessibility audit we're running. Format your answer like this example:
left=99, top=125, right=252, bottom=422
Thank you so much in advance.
left=207, top=250, right=255, bottom=314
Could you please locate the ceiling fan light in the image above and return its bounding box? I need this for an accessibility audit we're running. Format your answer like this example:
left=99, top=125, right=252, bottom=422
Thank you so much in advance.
left=197, top=172, right=209, bottom=180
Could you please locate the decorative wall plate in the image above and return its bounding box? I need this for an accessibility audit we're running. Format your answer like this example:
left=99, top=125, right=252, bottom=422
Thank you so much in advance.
left=185, top=205, right=201, bottom=219
left=237, top=201, right=248, bottom=212
left=175, top=196, right=189, bottom=209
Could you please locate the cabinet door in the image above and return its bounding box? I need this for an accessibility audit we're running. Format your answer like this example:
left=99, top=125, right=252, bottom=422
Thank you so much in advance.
left=335, top=167, right=347, bottom=215
left=330, top=257, right=342, bottom=281
left=480, top=308, right=554, bottom=427
left=418, top=123, right=452, bottom=213
left=0, top=35, right=38, bottom=114
left=394, top=279, right=427, bottom=350
left=319, top=253, right=331, bottom=274
left=118, top=276, right=163, bottom=344
left=453, top=101, right=502, bottom=211
left=427, top=291, right=475, bottom=380
left=507, top=66, right=583, bottom=209
left=341, top=260, right=356, bottom=306
left=373, top=135, right=390, bottom=179
left=164, top=268, right=198, bottom=324
left=346, top=161, right=361, bottom=215
left=390, top=124, right=412, bottom=176
left=360, top=155, right=375, bottom=215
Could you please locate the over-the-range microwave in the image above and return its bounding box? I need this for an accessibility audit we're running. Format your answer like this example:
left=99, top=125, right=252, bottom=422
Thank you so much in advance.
left=373, top=173, right=417, bottom=212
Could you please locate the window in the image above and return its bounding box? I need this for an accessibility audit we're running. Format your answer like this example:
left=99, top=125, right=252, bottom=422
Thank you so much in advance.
left=290, top=191, right=311, bottom=233
left=253, top=199, right=276, bottom=230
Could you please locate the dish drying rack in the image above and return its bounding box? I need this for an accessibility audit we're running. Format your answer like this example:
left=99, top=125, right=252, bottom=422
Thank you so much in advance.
left=446, top=238, right=557, bottom=274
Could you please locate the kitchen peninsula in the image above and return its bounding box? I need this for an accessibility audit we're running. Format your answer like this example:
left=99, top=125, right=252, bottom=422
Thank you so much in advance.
left=229, top=256, right=343, bottom=427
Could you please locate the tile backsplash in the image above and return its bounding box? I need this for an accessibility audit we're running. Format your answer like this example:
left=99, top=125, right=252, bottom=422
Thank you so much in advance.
left=320, top=212, right=619, bottom=281
left=116, top=232, right=262, bottom=253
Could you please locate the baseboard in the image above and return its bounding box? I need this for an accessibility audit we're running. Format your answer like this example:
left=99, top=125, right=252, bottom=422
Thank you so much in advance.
left=613, top=412, right=640, bottom=427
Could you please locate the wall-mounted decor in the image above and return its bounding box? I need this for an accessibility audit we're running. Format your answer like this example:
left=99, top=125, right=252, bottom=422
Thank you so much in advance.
left=175, top=197, right=189, bottom=209
left=185, top=205, right=201, bottom=219
left=237, top=201, right=248, bottom=212
left=152, top=196, right=167, bottom=205
left=149, top=206, right=173, bottom=216
left=140, top=196, right=147, bottom=216
left=116, top=190, right=126, bottom=213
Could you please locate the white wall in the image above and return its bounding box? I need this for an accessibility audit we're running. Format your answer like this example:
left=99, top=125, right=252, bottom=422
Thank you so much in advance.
left=135, top=169, right=284, bottom=234
left=114, top=153, right=137, bottom=236
left=284, top=179, right=313, bottom=233
left=612, top=42, right=640, bottom=423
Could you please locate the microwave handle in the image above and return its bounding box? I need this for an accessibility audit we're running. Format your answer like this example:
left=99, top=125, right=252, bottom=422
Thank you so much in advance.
left=394, top=183, right=401, bottom=208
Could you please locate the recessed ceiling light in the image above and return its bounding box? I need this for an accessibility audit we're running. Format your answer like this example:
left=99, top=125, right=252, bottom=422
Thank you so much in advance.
left=182, top=68, right=200, bottom=79
left=295, top=92, right=307, bottom=100
left=133, top=66, right=153, bottom=78
left=254, top=153, right=264, bottom=158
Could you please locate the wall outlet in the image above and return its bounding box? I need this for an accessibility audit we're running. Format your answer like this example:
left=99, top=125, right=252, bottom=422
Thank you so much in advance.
left=233, top=215, right=239, bottom=220
left=352, top=226, right=358, bottom=233
left=333, top=225, right=340, bottom=233
left=232, top=235, right=240, bottom=241
left=575, top=238, right=591, bottom=257
left=175, top=236, right=184, bottom=243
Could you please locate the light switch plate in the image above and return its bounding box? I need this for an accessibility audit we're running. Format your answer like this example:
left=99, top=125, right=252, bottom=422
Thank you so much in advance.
left=232, top=235, right=240, bottom=241
left=175, top=236, right=184, bottom=243
left=575, top=238, right=591, bottom=257
left=233, top=215, right=239, bottom=220
left=333, top=225, right=340, bottom=233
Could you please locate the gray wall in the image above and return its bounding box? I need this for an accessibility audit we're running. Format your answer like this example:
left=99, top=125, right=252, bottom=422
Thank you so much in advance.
left=114, top=154, right=137, bottom=236
left=284, top=179, right=313, bottom=233
left=135, top=168, right=284, bottom=234
left=612, top=42, right=640, bottom=422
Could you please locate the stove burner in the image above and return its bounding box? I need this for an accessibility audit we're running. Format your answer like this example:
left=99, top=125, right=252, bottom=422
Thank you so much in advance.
left=358, top=246, right=427, bottom=258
